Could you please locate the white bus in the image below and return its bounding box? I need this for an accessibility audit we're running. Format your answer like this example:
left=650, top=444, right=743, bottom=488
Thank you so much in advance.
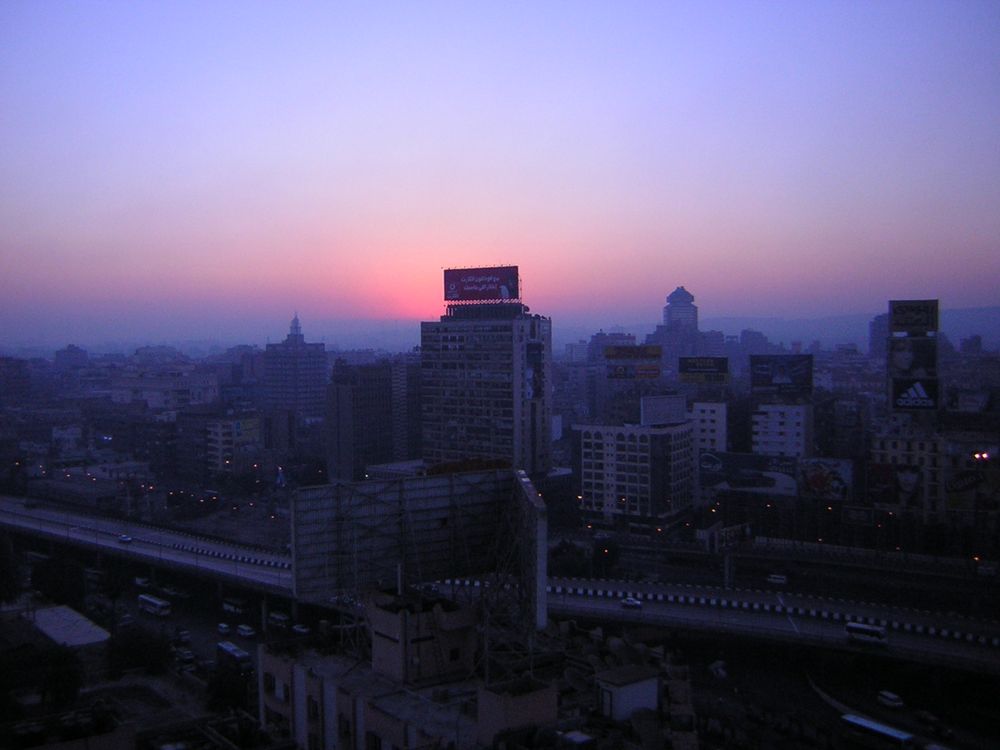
left=845, top=621, right=887, bottom=646
left=840, top=713, right=914, bottom=748
left=217, top=640, right=253, bottom=673
left=137, top=593, right=172, bottom=617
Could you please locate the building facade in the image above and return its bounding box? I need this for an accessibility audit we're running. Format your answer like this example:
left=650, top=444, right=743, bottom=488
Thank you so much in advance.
left=264, top=315, right=327, bottom=425
left=420, top=303, right=552, bottom=476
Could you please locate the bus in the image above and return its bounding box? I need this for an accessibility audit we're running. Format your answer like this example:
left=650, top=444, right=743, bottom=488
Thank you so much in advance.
left=845, top=621, right=888, bottom=646
left=840, top=714, right=915, bottom=748
left=137, top=593, right=172, bottom=617
left=217, top=640, right=253, bottom=673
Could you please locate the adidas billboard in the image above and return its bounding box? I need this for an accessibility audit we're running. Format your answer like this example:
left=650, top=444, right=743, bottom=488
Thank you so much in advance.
left=892, top=378, right=939, bottom=410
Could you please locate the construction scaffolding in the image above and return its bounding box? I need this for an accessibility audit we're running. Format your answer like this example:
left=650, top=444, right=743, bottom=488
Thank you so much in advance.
left=291, top=468, right=546, bottom=641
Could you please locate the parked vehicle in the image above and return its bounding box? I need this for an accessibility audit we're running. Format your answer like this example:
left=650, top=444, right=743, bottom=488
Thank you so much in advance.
left=237, top=624, right=256, bottom=638
left=218, top=622, right=231, bottom=635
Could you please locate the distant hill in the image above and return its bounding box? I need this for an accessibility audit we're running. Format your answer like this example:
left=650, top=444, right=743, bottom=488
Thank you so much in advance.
left=553, top=307, right=999, bottom=354
left=700, top=307, right=999, bottom=351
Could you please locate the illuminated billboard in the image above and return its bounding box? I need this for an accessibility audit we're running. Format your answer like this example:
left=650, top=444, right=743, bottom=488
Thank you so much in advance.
left=890, top=299, right=938, bottom=334
left=750, top=355, right=813, bottom=397
left=891, top=378, right=939, bottom=410
left=887, top=337, right=937, bottom=379
left=679, top=356, right=729, bottom=384
left=444, top=266, right=519, bottom=302
left=798, top=458, right=852, bottom=502
left=699, top=451, right=798, bottom=497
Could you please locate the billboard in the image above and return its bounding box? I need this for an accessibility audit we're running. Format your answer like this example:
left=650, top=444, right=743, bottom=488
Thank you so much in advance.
left=887, top=337, right=937, bottom=379
left=750, top=355, right=813, bottom=397
left=604, top=345, right=662, bottom=360
left=699, top=451, right=798, bottom=497
left=605, top=344, right=661, bottom=379
left=679, top=357, right=729, bottom=384
left=444, top=266, right=519, bottom=302
left=868, top=462, right=923, bottom=509
left=891, top=378, right=939, bottom=410
left=798, top=458, right=852, bottom=502
left=890, top=299, right=938, bottom=333
left=946, top=465, right=1000, bottom=512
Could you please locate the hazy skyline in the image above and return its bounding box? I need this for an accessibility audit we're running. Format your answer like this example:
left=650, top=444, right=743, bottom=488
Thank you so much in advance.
left=3, top=2, right=999, bottom=348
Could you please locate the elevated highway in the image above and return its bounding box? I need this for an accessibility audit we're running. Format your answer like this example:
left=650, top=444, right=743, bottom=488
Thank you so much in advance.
left=4, top=495, right=1000, bottom=674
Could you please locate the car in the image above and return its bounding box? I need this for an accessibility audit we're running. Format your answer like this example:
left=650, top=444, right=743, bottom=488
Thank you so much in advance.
left=175, top=648, right=195, bottom=664
left=217, top=622, right=231, bottom=635
left=291, top=623, right=311, bottom=635
left=766, top=574, right=788, bottom=585
left=117, top=534, right=133, bottom=544
left=237, top=624, right=256, bottom=638
left=621, top=596, right=643, bottom=609
left=174, top=629, right=191, bottom=645
left=134, top=577, right=150, bottom=588
left=877, top=690, right=904, bottom=709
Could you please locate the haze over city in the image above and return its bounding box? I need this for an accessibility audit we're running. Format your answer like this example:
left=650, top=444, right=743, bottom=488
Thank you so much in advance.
left=2, top=2, right=999, bottom=350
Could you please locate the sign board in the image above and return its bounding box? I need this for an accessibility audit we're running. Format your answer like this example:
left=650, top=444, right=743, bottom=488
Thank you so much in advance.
left=699, top=451, right=798, bottom=497
left=604, top=345, right=662, bottom=360
left=798, top=458, right=852, bottom=502
left=679, top=356, right=729, bottom=384
left=889, top=299, right=938, bottom=333
left=891, top=378, right=939, bottom=410
left=887, top=337, right=937, bottom=379
left=444, top=266, right=519, bottom=302
left=750, top=355, right=813, bottom=397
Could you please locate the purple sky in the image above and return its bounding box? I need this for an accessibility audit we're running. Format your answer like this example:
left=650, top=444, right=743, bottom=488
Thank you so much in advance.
left=2, top=2, right=999, bottom=349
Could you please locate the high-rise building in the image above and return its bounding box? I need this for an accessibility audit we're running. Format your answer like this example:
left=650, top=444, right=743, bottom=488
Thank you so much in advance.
left=573, top=396, right=694, bottom=523
left=645, top=286, right=701, bottom=371
left=421, top=291, right=552, bottom=476
left=326, top=356, right=420, bottom=482
left=662, top=286, right=698, bottom=331
left=751, top=403, right=813, bottom=458
left=263, top=315, right=327, bottom=425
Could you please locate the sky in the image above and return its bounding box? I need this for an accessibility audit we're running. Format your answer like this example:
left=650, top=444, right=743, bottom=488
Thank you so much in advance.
left=2, top=1, right=999, bottom=350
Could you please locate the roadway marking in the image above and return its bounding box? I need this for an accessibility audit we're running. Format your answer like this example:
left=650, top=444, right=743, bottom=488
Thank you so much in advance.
left=777, top=594, right=800, bottom=635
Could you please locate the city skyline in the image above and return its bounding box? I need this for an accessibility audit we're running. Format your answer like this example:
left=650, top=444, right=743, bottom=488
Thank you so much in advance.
left=3, top=2, right=999, bottom=348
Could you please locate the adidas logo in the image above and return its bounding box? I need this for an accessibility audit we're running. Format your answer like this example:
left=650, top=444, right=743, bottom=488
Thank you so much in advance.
left=896, top=381, right=935, bottom=408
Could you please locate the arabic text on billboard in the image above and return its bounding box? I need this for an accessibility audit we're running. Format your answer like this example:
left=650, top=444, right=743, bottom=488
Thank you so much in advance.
left=889, top=299, right=938, bottom=333
left=679, top=357, right=729, bottom=384
left=891, top=378, right=939, bottom=411
left=444, top=266, right=519, bottom=302
left=698, top=452, right=798, bottom=497
left=750, top=355, right=813, bottom=396
left=887, top=337, right=937, bottom=379
left=604, top=345, right=662, bottom=360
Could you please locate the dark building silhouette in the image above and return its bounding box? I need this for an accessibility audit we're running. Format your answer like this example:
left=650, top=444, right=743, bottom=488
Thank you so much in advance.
left=263, top=315, right=327, bottom=426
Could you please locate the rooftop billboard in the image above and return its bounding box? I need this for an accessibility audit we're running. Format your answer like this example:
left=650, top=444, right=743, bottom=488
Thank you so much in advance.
left=444, top=266, right=519, bottom=302
left=750, top=355, right=813, bottom=397
left=798, top=458, right=852, bottom=502
left=679, top=356, right=729, bottom=384
left=890, top=299, right=938, bottom=334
